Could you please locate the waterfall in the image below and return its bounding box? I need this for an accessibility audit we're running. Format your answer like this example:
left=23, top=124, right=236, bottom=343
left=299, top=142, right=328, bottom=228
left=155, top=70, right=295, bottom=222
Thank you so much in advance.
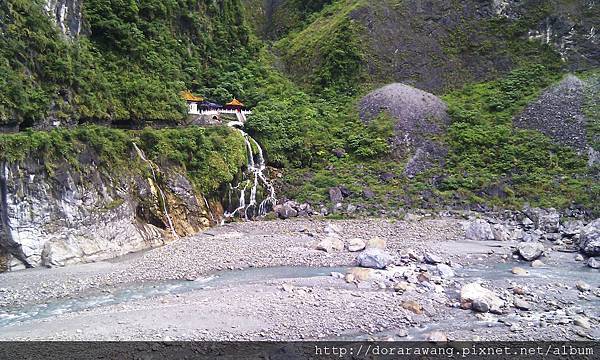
left=132, top=143, right=179, bottom=238
left=225, top=125, right=277, bottom=220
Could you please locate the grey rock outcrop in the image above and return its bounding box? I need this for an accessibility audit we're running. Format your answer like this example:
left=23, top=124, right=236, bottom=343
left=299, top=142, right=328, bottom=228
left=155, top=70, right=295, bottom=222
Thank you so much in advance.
left=580, top=219, right=600, bottom=256
left=517, top=242, right=544, bottom=261
left=44, top=0, right=83, bottom=38
left=465, top=219, right=494, bottom=240
left=515, top=75, right=597, bottom=166
left=358, top=83, right=449, bottom=177
left=356, top=248, right=392, bottom=269
left=0, top=152, right=215, bottom=270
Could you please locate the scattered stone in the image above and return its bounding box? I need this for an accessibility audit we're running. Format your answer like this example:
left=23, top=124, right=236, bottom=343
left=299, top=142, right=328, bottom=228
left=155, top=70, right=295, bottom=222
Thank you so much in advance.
left=521, top=217, right=534, bottom=227
left=356, top=248, right=392, bottom=269
left=513, top=286, right=526, bottom=295
left=492, top=224, right=510, bottom=241
left=316, top=237, right=344, bottom=252
left=576, top=281, right=590, bottom=292
left=436, top=264, right=455, bottom=279
left=366, top=237, right=386, bottom=250
left=424, top=253, right=443, bottom=265
left=332, top=148, right=346, bottom=158
left=347, top=267, right=373, bottom=282
left=513, top=299, right=532, bottom=311
left=345, top=273, right=356, bottom=284
left=323, top=223, right=342, bottom=236
left=274, top=202, right=298, bottom=219
left=460, top=283, right=504, bottom=313
left=393, top=281, right=410, bottom=293
left=401, top=300, right=423, bottom=314
left=426, top=331, right=448, bottom=342
left=465, top=219, right=494, bottom=240
left=511, top=267, right=529, bottom=276
left=588, top=257, right=600, bottom=269
left=580, top=219, right=600, bottom=256
left=347, top=238, right=366, bottom=252
left=472, top=300, right=490, bottom=313
left=362, top=188, right=375, bottom=200
left=397, top=330, right=408, bottom=338
left=517, top=242, right=544, bottom=261
left=574, top=317, right=591, bottom=329
left=575, top=254, right=584, bottom=262
left=563, top=220, right=584, bottom=236
left=531, top=260, right=545, bottom=268
left=328, top=187, right=344, bottom=204
left=330, top=272, right=344, bottom=279
left=537, top=209, right=560, bottom=233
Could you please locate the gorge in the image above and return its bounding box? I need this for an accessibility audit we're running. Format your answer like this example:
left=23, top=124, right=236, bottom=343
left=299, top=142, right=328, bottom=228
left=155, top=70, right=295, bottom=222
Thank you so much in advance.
left=0, top=0, right=598, bottom=348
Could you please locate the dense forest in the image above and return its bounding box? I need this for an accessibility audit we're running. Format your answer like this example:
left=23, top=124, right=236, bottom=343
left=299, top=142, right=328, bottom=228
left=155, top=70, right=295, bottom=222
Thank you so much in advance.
left=0, top=0, right=598, bottom=214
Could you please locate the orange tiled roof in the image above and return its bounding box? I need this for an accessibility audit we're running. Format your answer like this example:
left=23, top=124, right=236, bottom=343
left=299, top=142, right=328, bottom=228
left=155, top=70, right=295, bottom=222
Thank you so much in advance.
left=226, top=98, right=244, bottom=107
left=181, top=90, right=204, bottom=102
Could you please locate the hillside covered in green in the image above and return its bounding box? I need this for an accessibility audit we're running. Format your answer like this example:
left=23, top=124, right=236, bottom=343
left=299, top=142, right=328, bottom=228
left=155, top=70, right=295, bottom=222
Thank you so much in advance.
left=0, top=0, right=254, bottom=128
left=0, top=0, right=598, bottom=215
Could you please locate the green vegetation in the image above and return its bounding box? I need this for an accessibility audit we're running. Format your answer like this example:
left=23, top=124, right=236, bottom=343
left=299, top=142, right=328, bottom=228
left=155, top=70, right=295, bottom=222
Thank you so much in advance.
left=0, top=0, right=255, bottom=127
left=0, top=0, right=597, bottom=215
left=0, top=125, right=246, bottom=194
left=268, top=65, right=597, bottom=215
left=275, top=0, right=365, bottom=94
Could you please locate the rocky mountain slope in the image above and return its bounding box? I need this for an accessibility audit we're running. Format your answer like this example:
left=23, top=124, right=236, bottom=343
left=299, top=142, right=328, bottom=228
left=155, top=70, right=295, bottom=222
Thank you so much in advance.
left=272, top=0, right=598, bottom=93
left=0, top=126, right=246, bottom=271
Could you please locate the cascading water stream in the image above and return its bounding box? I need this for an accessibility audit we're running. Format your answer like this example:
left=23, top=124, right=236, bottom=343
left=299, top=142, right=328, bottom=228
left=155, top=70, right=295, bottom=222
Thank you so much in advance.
left=224, top=124, right=277, bottom=220
left=132, top=143, right=179, bottom=238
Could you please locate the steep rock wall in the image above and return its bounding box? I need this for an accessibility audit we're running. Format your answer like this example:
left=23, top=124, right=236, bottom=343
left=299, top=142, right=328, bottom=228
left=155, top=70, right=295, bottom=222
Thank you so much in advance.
left=44, top=0, right=83, bottom=38
left=0, top=154, right=217, bottom=270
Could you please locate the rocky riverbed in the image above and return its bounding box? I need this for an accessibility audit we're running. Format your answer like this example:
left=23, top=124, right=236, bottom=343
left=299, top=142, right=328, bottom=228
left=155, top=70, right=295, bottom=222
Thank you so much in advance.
left=0, top=217, right=598, bottom=341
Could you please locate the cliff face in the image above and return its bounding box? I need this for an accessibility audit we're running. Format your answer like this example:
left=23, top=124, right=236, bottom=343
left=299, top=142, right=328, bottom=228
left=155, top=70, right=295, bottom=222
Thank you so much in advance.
left=44, top=0, right=83, bottom=38
left=0, top=156, right=215, bottom=271
left=272, top=0, right=599, bottom=93
left=0, top=126, right=247, bottom=271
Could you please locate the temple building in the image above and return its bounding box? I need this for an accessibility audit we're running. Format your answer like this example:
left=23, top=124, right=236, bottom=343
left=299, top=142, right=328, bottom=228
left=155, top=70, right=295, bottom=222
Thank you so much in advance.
left=181, top=91, right=204, bottom=114
left=224, top=98, right=245, bottom=111
left=181, top=92, right=252, bottom=121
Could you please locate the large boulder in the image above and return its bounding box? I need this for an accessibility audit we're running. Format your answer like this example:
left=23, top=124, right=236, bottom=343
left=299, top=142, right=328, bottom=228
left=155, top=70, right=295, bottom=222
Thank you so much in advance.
left=563, top=220, right=584, bottom=236
left=517, top=242, right=545, bottom=261
left=460, top=283, right=504, bottom=313
left=356, top=248, right=392, bottom=269
left=580, top=219, right=600, bottom=256
left=523, top=208, right=560, bottom=233
left=316, top=237, right=344, bottom=252
left=465, top=219, right=495, bottom=240
left=358, top=83, right=450, bottom=177
left=274, top=202, right=298, bottom=219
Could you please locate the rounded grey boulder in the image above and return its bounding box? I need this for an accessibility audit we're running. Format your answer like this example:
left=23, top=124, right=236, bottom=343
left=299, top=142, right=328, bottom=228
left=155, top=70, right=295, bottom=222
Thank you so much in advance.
left=580, top=219, right=600, bottom=256
left=356, top=248, right=392, bottom=269
left=358, top=83, right=450, bottom=177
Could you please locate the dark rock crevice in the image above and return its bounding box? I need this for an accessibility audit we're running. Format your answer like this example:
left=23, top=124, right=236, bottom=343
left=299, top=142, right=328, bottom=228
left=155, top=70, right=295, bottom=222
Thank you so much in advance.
left=0, top=161, right=32, bottom=268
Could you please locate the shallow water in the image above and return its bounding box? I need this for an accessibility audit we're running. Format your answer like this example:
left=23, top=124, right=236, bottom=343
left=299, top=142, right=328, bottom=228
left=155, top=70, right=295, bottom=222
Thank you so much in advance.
left=0, top=266, right=349, bottom=328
